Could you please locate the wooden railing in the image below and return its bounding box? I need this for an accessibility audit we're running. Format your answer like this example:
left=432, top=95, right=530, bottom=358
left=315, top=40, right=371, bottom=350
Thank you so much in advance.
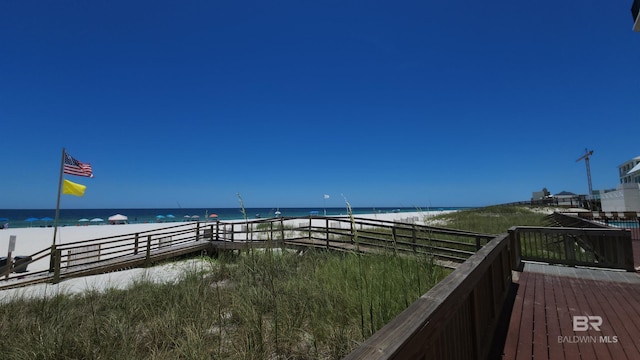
left=344, top=219, right=635, bottom=359
left=345, top=233, right=512, bottom=359
left=216, top=216, right=495, bottom=266
left=508, top=226, right=634, bottom=271
left=0, top=217, right=494, bottom=289
left=50, top=222, right=210, bottom=281
left=0, top=222, right=209, bottom=288
left=510, top=212, right=636, bottom=271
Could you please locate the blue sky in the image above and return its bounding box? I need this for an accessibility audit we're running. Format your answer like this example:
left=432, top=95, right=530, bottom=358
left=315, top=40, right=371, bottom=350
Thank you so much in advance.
left=2, top=1, right=639, bottom=209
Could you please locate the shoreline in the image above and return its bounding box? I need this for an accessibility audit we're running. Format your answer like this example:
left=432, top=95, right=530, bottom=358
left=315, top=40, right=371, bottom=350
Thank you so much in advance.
left=0, top=207, right=464, bottom=229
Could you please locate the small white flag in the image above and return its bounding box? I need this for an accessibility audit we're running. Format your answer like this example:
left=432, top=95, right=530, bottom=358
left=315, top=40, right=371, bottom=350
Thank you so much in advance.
left=323, top=194, right=330, bottom=199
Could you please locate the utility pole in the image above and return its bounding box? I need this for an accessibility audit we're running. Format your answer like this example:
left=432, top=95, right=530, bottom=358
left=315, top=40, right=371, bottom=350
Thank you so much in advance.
left=576, top=148, right=594, bottom=196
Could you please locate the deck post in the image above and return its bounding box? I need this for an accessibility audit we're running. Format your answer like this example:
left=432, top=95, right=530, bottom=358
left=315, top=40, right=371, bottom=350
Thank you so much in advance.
left=134, top=233, right=139, bottom=255
left=53, top=249, right=61, bottom=284
left=392, top=226, right=397, bottom=253
left=508, top=228, right=521, bottom=270
left=412, top=225, right=417, bottom=253
left=146, top=235, right=152, bottom=265
left=326, top=217, right=330, bottom=249
left=280, top=217, right=285, bottom=242
left=49, top=244, right=57, bottom=273
left=196, top=221, right=200, bottom=241
left=215, top=221, right=219, bottom=241
left=475, top=236, right=482, bottom=251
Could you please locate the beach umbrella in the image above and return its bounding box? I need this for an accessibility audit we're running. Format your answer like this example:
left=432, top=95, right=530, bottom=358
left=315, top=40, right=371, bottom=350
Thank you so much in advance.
left=40, top=217, right=54, bottom=227
left=108, top=214, right=128, bottom=224
left=166, top=214, right=175, bottom=218
left=25, top=217, right=39, bottom=227
left=156, top=215, right=165, bottom=219
left=78, top=218, right=90, bottom=222
left=0, top=217, right=8, bottom=221
left=209, top=214, right=218, bottom=218
left=90, top=218, right=104, bottom=223
left=191, top=215, right=200, bottom=220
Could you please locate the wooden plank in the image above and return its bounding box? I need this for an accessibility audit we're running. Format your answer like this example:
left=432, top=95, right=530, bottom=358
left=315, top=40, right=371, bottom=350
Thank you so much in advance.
left=562, top=275, right=598, bottom=360
left=588, top=278, right=640, bottom=358
left=569, top=277, right=612, bottom=360
left=532, top=273, right=548, bottom=360
left=514, top=272, right=534, bottom=360
left=543, top=275, right=564, bottom=360
left=549, top=274, right=581, bottom=360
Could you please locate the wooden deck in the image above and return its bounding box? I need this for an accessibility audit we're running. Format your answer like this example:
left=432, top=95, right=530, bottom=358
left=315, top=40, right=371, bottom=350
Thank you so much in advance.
left=502, top=263, right=640, bottom=359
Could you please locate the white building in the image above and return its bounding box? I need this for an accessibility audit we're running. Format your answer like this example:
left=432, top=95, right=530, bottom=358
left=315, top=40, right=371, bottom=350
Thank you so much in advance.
left=600, top=156, right=640, bottom=212
left=619, top=156, right=640, bottom=184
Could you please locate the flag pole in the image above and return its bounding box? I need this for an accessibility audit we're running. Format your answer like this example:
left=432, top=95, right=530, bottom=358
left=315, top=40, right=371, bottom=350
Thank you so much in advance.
left=52, top=147, right=65, bottom=248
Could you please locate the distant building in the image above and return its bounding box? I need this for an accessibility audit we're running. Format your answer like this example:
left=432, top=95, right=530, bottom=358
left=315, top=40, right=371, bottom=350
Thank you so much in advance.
left=529, top=189, right=584, bottom=207
left=531, top=191, right=545, bottom=201
left=618, top=156, right=640, bottom=184
left=600, top=155, right=640, bottom=212
left=553, top=191, right=582, bottom=207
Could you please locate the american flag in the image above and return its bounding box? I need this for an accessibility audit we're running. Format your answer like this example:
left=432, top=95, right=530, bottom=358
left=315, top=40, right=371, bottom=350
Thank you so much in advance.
left=64, top=151, right=93, bottom=178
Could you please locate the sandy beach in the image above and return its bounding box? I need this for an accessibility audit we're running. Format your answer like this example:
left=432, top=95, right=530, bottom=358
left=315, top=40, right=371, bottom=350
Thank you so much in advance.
left=0, top=210, right=454, bottom=301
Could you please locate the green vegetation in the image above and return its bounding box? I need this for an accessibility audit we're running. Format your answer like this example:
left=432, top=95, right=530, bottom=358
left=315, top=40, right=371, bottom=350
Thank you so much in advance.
left=429, top=205, right=549, bottom=234
left=0, top=249, right=447, bottom=359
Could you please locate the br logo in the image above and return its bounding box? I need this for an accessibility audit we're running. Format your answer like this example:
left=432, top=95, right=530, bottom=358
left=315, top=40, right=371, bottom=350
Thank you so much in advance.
left=573, top=316, right=602, bottom=331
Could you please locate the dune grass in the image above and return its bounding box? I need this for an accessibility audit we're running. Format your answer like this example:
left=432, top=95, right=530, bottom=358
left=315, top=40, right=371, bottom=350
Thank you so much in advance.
left=427, top=205, right=549, bottom=234
left=0, top=248, right=447, bottom=359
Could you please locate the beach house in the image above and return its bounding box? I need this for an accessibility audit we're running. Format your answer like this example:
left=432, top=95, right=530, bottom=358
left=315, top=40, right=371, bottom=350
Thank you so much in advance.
left=600, top=155, right=640, bottom=212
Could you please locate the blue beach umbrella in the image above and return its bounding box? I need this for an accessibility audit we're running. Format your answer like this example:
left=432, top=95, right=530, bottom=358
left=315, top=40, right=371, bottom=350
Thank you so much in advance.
left=166, top=214, right=175, bottom=218
left=90, top=218, right=104, bottom=223
left=25, top=217, right=39, bottom=227
left=40, top=217, right=54, bottom=227
left=78, top=218, right=90, bottom=222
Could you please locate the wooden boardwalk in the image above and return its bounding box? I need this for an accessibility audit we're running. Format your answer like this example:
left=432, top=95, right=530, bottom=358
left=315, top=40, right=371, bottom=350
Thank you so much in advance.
left=502, top=263, right=640, bottom=359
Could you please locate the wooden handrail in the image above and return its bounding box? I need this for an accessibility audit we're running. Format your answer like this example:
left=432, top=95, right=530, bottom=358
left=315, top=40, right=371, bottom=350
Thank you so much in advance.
left=509, top=226, right=634, bottom=271
left=1, top=216, right=497, bottom=297
left=345, top=233, right=512, bottom=359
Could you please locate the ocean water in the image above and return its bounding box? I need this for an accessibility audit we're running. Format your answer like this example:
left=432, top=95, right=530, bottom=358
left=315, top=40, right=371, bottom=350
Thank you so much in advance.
left=0, top=207, right=463, bottom=229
